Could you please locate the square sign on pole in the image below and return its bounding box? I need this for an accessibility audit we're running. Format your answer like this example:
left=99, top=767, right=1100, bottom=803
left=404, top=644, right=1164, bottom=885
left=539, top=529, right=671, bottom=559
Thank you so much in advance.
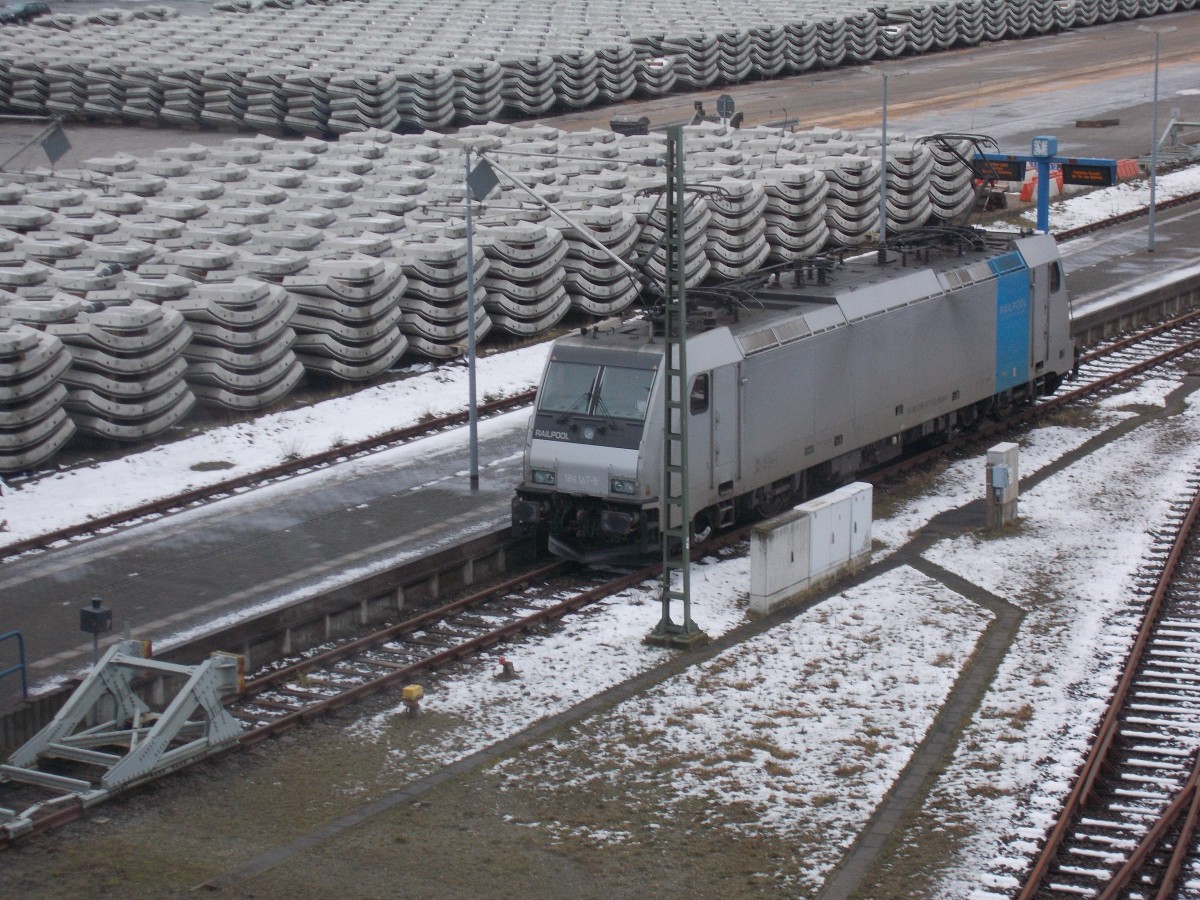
left=41, top=123, right=70, bottom=166
left=466, top=157, right=499, bottom=202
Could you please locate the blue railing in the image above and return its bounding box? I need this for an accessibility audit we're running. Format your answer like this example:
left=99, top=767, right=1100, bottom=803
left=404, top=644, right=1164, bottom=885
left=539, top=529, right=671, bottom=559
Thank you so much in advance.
left=0, top=630, right=28, bottom=702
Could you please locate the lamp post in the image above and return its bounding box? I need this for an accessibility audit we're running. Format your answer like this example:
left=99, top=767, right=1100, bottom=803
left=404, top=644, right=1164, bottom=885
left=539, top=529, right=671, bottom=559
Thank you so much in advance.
left=879, top=69, right=889, bottom=263
left=1138, top=24, right=1176, bottom=253
left=463, top=146, right=479, bottom=489
left=867, top=67, right=906, bottom=264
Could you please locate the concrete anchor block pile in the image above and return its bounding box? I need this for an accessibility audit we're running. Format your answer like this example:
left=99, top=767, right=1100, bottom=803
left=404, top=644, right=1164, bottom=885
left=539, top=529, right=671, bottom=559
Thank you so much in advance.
left=0, top=121, right=975, bottom=471
left=0, top=0, right=1191, bottom=132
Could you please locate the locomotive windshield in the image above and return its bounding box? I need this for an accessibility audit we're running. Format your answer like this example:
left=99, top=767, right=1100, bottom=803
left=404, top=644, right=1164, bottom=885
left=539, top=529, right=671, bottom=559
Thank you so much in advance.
left=539, top=361, right=655, bottom=422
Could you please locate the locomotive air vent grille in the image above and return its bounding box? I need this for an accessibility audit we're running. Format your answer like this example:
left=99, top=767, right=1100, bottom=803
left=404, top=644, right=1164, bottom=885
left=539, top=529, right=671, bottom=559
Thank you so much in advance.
left=738, top=328, right=779, bottom=355
left=941, top=262, right=995, bottom=290
left=773, top=318, right=812, bottom=344
left=941, top=269, right=969, bottom=290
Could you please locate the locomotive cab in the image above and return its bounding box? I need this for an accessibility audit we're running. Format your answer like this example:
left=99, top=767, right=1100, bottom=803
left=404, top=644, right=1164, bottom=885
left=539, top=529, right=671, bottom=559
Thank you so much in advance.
left=512, top=326, right=664, bottom=562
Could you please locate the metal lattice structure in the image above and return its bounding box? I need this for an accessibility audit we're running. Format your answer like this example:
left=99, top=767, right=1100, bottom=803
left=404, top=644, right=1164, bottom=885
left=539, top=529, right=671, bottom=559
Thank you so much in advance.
left=1, top=640, right=243, bottom=840
left=650, top=125, right=706, bottom=648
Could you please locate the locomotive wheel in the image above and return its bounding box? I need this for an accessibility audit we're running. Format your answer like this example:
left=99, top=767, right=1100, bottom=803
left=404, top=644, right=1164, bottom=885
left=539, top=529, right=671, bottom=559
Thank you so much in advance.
left=691, top=508, right=715, bottom=544
left=753, top=488, right=792, bottom=519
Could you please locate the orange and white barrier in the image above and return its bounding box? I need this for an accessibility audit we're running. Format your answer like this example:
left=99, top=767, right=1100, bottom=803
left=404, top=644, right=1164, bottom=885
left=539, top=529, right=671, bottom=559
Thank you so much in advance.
left=1019, top=168, right=1064, bottom=202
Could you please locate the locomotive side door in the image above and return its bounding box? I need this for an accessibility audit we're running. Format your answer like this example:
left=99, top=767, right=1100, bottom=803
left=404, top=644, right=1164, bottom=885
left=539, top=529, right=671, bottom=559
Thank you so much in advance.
left=712, top=364, right=740, bottom=490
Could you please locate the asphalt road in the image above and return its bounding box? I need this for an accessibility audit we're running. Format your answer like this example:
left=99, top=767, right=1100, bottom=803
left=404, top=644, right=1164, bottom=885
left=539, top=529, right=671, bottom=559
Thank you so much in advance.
left=2, top=11, right=1198, bottom=168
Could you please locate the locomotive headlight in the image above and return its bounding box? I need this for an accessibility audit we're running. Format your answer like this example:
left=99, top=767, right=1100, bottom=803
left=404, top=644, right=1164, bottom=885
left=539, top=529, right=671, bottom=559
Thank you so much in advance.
left=531, top=469, right=556, bottom=486
left=610, top=476, right=637, bottom=495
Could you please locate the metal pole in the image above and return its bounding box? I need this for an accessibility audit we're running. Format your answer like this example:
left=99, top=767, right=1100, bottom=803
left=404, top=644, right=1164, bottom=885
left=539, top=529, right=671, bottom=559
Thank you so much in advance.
left=464, top=148, right=479, bottom=489
left=1138, top=23, right=1175, bottom=252
left=1036, top=158, right=1051, bottom=234
left=878, top=72, right=888, bottom=264
left=1149, top=31, right=1160, bottom=253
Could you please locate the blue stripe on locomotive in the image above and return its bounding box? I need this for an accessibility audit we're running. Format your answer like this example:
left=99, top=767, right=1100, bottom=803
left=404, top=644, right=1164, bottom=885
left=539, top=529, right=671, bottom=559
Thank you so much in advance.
left=989, top=251, right=1031, bottom=393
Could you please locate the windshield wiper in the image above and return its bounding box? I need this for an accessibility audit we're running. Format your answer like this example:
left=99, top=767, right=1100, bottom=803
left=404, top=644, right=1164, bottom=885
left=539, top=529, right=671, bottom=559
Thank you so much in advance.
left=555, top=390, right=592, bottom=424
left=592, top=394, right=622, bottom=431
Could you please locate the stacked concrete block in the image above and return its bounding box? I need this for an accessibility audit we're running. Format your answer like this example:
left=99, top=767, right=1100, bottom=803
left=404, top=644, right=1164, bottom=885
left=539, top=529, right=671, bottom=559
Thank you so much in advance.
left=452, top=59, right=505, bottom=123
left=0, top=304, right=76, bottom=473
left=702, top=178, right=771, bottom=279
left=629, top=187, right=713, bottom=292
left=753, top=164, right=830, bottom=262
left=817, top=155, right=883, bottom=246
left=199, top=63, right=251, bottom=130
left=0, top=54, right=10, bottom=110
left=745, top=25, right=785, bottom=78
left=815, top=18, right=848, bottom=68
left=557, top=206, right=641, bottom=317
left=1, top=0, right=1182, bottom=137
left=843, top=11, right=879, bottom=63
left=501, top=55, right=557, bottom=117
left=554, top=48, right=601, bottom=109
left=783, top=21, right=820, bottom=72
left=476, top=223, right=571, bottom=336
left=1071, top=0, right=1102, bottom=26
left=4, top=54, right=49, bottom=115
left=596, top=43, right=637, bottom=102
left=662, top=33, right=720, bottom=89
left=327, top=71, right=400, bottom=135
left=926, top=136, right=978, bottom=222
left=160, top=65, right=205, bottom=126
left=163, top=278, right=303, bottom=411
left=392, top=235, right=493, bottom=359
left=46, top=300, right=196, bottom=441
left=283, top=256, right=409, bottom=380
left=716, top=30, right=753, bottom=83
left=982, top=0, right=1012, bottom=39
left=954, top=0, right=988, bottom=43
left=395, top=64, right=456, bottom=132
left=634, top=48, right=677, bottom=97
left=882, top=141, right=935, bottom=233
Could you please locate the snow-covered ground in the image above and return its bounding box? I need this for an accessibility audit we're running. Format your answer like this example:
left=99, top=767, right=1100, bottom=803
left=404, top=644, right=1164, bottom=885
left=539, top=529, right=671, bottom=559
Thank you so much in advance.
left=1022, top=163, right=1200, bottom=231
left=337, top=368, right=1196, bottom=894
left=4, top=164, right=1200, bottom=893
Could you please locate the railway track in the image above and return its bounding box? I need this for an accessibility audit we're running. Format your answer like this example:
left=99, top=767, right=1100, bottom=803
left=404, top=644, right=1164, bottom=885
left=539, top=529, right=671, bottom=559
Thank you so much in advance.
left=1018, top=471, right=1200, bottom=898
left=0, top=527, right=754, bottom=847
left=1054, top=188, right=1200, bottom=242
left=0, top=287, right=1195, bottom=851
left=0, top=387, right=534, bottom=563
left=235, top=556, right=587, bottom=742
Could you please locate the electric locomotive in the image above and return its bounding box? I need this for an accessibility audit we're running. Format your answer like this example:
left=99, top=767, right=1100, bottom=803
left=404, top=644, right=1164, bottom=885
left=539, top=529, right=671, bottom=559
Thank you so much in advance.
left=511, top=228, right=1074, bottom=563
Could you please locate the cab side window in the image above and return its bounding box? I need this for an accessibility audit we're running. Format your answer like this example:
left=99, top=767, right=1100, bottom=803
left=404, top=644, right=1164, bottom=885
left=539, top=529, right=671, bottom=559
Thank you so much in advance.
left=1049, top=262, right=1062, bottom=293
left=690, top=373, right=710, bottom=415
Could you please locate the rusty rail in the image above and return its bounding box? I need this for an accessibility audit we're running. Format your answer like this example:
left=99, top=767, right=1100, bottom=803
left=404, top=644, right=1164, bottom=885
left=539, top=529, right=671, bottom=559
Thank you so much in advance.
left=0, top=388, right=535, bottom=560
left=1054, top=188, right=1200, bottom=242
left=1019, top=480, right=1200, bottom=897
left=1099, top=759, right=1200, bottom=900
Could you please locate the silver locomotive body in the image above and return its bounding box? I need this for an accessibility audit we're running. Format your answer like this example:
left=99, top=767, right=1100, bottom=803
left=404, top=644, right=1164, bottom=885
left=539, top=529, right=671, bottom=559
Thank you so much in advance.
left=512, top=230, right=1074, bottom=563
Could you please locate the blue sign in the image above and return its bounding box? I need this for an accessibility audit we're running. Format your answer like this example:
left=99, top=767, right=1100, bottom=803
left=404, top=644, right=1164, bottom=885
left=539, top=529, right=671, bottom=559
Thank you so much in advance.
left=974, top=136, right=1119, bottom=234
